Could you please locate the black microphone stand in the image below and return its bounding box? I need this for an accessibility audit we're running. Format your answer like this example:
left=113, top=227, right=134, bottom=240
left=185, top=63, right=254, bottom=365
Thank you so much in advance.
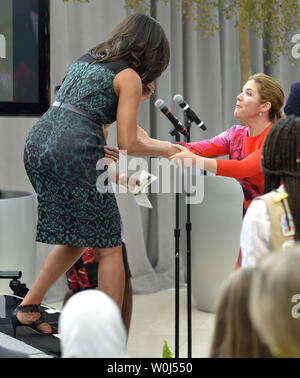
left=184, top=114, right=192, bottom=358
left=169, top=126, right=181, bottom=358
left=170, top=97, right=205, bottom=358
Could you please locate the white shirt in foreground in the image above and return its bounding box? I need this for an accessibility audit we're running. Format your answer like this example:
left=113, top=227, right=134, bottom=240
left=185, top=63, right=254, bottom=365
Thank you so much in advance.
left=241, top=199, right=271, bottom=267
left=241, top=196, right=295, bottom=267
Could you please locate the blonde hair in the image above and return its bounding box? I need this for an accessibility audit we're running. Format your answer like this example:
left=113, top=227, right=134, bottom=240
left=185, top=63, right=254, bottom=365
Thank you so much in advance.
left=210, top=267, right=272, bottom=358
left=250, top=248, right=300, bottom=358
left=248, top=73, right=285, bottom=121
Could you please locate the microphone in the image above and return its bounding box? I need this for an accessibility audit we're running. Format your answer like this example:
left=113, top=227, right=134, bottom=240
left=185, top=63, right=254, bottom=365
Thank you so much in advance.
left=154, top=98, right=188, bottom=137
left=173, top=94, right=206, bottom=131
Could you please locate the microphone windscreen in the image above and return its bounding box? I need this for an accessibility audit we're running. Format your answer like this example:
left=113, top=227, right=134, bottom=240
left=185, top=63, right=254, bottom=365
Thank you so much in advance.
left=173, top=94, right=183, bottom=104
left=154, top=99, right=165, bottom=109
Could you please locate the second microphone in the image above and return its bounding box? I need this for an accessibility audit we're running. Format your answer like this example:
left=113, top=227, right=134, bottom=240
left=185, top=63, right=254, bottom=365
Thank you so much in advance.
left=154, top=99, right=188, bottom=137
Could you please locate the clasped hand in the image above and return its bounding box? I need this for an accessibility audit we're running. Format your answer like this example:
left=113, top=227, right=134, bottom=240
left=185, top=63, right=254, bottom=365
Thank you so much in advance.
left=136, top=126, right=194, bottom=162
left=104, top=131, right=196, bottom=167
left=168, top=145, right=196, bottom=166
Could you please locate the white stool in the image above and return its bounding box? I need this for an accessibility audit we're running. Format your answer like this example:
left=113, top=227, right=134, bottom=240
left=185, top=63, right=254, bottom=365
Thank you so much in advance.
left=189, top=176, right=243, bottom=313
left=0, top=191, right=36, bottom=294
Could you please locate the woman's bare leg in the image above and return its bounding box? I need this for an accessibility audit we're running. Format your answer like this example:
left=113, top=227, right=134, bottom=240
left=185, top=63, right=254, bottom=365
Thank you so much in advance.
left=122, top=278, right=133, bottom=336
left=17, top=244, right=85, bottom=333
left=93, top=245, right=125, bottom=310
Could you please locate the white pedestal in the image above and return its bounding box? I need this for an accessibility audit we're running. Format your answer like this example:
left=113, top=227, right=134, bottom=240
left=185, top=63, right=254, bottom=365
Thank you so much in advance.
left=190, top=176, right=243, bottom=313
left=0, top=191, right=36, bottom=294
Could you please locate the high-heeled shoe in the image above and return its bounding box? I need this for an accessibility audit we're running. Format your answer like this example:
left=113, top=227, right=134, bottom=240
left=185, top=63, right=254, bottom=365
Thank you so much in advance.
left=11, top=304, right=53, bottom=338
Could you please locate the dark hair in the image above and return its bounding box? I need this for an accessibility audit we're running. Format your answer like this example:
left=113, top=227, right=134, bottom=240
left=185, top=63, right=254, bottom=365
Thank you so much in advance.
left=89, top=13, right=170, bottom=84
left=284, top=82, right=300, bottom=117
left=262, top=115, right=300, bottom=240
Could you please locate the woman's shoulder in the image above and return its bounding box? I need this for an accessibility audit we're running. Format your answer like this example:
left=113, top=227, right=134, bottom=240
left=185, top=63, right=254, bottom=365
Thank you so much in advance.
left=73, top=53, right=132, bottom=75
left=224, top=124, right=248, bottom=139
left=76, top=53, right=94, bottom=64
left=246, top=197, right=269, bottom=221
left=100, top=59, right=132, bottom=76
left=229, top=124, right=248, bottom=132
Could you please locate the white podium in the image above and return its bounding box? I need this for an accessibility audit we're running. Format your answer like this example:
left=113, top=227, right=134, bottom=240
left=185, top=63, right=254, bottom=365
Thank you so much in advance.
left=0, top=191, right=36, bottom=293
left=189, top=176, right=243, bottom=313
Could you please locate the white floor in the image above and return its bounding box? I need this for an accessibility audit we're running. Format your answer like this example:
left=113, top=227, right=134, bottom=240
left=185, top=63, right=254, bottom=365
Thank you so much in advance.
left=52, top=286, right=215, bottom=359
left=126, top=287, right=215, bottom=358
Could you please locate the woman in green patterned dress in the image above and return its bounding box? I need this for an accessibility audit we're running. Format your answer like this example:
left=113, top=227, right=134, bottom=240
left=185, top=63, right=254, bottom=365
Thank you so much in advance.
left=12, top=13, right=181, bottom=336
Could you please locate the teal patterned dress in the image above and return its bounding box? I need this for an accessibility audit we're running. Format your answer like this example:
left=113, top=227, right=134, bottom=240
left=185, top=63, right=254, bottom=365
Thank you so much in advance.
left=24, top=54, right=131, bottom=248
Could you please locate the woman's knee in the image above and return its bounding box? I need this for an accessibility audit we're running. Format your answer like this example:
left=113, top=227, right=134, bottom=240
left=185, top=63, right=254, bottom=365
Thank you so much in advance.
left=94, top=245, right=122, bottom=259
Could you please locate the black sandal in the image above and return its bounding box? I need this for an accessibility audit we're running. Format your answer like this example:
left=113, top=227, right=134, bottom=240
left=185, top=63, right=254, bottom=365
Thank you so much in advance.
left=11, top=304, right=53, bottom=338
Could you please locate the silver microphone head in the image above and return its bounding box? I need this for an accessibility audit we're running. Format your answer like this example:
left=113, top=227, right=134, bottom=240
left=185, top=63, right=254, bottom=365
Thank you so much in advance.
left=154, top=98, right=165, bottom=109
left=173, top=94, right=183, bottom=105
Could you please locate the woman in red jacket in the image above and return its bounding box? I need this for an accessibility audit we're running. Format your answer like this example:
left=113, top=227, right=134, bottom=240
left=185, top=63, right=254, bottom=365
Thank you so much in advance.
left=171, top=73, right=284, bottom=266
left=143, top=73, right=285, bottom=267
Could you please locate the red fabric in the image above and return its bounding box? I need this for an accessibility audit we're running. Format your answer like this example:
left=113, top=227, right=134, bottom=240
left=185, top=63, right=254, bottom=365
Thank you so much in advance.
left=217, top=124, right=272, bottom=213
left=187, top=142, right=228, bottom=157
